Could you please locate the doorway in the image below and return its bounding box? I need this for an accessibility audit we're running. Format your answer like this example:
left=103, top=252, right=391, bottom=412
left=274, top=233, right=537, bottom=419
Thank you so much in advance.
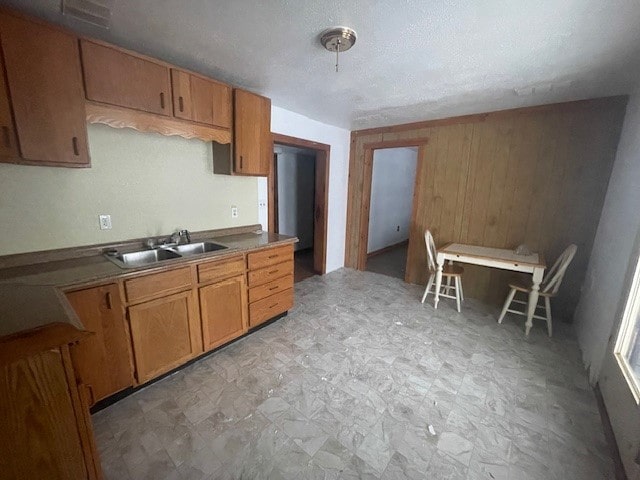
left=269, top=133, right=330, bottom=283
left=364, top=147, right=419, bottom=280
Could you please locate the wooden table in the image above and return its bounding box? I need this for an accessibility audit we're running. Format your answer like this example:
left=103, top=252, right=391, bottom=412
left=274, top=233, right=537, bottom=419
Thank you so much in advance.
left=434, top=243, right=546, bottom=335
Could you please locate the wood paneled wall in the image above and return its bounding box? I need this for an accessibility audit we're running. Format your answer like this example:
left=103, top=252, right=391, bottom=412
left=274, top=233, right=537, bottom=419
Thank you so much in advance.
left=346, top=97, right=628, bottom=320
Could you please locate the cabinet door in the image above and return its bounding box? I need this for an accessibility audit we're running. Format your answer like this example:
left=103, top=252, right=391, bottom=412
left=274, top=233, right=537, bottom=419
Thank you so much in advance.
left=234, top=89, right=271, bottom=175
left=128, top=290, right=200, bottom=384
left=81, top=40, right=171, bottom=116
left=199, top=275, right=247, bottom=351
left=0, top=52, right=18, bottom=158
left=67, top=284, right=134, bottom=404
left=0, top=350, right=88, bottom=479
left=171, top=69, right=231, bottom=128
left=0, top=13, right=89, bottom=165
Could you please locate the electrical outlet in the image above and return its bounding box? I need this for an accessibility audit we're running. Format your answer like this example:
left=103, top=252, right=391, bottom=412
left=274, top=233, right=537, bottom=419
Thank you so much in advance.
left=231, top=206, right=238, bottom=218
left=99, top=214, right=112, bottom=230
left=396, top=225, right=400, bottom=232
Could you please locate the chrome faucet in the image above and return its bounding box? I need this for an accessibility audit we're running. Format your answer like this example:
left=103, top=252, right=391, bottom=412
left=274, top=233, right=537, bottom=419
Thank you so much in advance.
left=178, top=229, right=191, bottom=244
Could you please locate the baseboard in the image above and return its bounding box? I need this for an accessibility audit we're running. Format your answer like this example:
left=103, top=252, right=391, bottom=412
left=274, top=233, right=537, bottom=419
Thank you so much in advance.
left=367, top=239, right=409, bottom=258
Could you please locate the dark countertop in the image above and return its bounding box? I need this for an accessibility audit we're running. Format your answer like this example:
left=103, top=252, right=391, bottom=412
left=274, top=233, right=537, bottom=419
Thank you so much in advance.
left=0, top=229, right=297, bottom=339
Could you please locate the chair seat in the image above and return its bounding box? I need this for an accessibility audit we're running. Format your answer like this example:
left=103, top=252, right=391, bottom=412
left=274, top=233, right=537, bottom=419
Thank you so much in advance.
left=442, top=264, right=464, bottom=276
left=507, top=281, right=554, bottom=297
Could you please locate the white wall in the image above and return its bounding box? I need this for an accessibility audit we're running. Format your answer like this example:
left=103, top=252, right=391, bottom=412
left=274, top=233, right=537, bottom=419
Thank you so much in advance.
left=574, top=88, right=640, bottom=381
left=0, top=124, right=259, bottom=255
left=271, top=106, right=351, bottom=273
left=276, top=150, right=315, bottom=251
left=367, top=147, right=418, bottom=253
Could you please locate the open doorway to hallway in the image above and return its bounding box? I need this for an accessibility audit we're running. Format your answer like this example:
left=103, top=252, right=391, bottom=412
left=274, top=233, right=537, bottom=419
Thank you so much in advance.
left=365, top=147, right=418, bottom=280
left=269, top=134, right=330, bottom=283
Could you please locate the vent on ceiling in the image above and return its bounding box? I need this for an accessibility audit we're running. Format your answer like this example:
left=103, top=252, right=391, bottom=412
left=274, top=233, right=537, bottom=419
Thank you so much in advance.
left=62, top=0, right=113, bottom=29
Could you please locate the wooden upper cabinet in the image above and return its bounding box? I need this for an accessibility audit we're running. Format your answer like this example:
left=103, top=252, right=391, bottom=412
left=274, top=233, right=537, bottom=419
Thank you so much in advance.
left=66, top=284, right=134, bottom=405
left=81, top=40, right=171, bottom=116
left=0, top=52, right=18, bottom=158
left=234, top=89, right=271, bottom=175
left=171, top=69, right=231, bottom=128
left=0, top=13, right=89, bottom=165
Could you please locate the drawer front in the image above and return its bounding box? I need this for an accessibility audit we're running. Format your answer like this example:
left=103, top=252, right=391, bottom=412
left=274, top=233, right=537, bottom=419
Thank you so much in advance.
left=249, top=274, right=293, bottom=304
left=249, top=288, right=294, bottom=328
left=247, top=244, right=293, bottom=270
left=248, top=260, right=293, bottom=287
left=197, top=255, right=244, bottom=284
left=125, top=267, right=192, bottom=303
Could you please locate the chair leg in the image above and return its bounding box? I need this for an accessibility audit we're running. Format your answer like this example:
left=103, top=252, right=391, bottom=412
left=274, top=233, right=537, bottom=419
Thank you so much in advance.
left=421, top=274, right=434, bottom=303
left=498, top=288, right=516, bottom=324
left=459, top=278, right=464, bottom=301
left=454, top=276, right=461, bottom=313
left=544, top=296, right=553, bottom=337
left=446, top=274, right=453, bottom=294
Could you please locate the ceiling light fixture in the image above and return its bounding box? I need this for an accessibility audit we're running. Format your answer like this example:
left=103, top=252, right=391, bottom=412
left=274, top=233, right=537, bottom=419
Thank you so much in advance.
left=320, top=26, right=357, bottom=72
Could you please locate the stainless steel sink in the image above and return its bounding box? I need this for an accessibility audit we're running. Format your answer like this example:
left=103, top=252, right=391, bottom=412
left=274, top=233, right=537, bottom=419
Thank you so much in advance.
left=107, top=248, right=181, bottom=268
left=170, top=242, right=228, bottom=255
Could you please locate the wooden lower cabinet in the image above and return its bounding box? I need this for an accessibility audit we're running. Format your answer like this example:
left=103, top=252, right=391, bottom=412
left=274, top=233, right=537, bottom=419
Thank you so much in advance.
left=199, top=274, right=248, bottom=350
left=128, top=290, right=201, bottom=384
left=67, top=284, right=134, bottom=404
left=0, top=346, right=100, bottom=479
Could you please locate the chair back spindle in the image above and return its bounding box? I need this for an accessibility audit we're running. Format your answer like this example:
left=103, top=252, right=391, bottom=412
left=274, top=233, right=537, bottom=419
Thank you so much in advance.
left=424, top=230, right=437, bottom=272
left=541, top=244, right=577, bottom=295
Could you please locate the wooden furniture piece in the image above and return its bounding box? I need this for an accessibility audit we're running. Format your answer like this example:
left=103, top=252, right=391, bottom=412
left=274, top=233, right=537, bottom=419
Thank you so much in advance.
left=0, top=285, right=101, bottom=479
left=81, top=40, right=171, bottom=116
left=66, top=284, right=134, bottom=405
left=498, top=244, right=577, bottom=336
left=233, top=89, right=271, bottom=175
left=434, top=243, right=546, bottom=335
left=171, top=69, right=232, bottom=128
left=420, top=230, right=464, bottom=312
left=199, top=256, right=248, bottom=351
left=0, top=11, right=89, bottom=166
left=0, top=51, right=18, bottom=158
left=247, top=244, right=294, bottom=328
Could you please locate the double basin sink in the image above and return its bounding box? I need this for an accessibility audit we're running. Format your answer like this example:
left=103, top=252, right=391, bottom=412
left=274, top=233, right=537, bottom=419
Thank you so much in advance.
left=105, top=242, right=228, bottom=268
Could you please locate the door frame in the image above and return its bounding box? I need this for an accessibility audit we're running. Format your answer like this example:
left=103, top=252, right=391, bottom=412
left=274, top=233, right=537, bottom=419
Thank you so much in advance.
left=358, top=138, right=429, bottom=282
left=269, top=133, right=330, bottom=275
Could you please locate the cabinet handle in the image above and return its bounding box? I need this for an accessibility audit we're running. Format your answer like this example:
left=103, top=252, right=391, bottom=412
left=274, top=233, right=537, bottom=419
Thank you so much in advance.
left=160, top=92, right=165, bottom=109
left=1, top=126, right=10, bottom=148
left=269, top=270, right=278, bottom=274
left=268, top=286, right=278, bottom=291
left=268, top=254, right=278, bottom=259
left=269, top=303, right=278, bottom=309
left=105, top=291, right=112, bottom=310
left=86, top=384, right=95, bottom=406
left=240, top=155, right=243, bottom=170
left=178, top=96, right=184, bottom=112
left=72, top=137, right=80, bottom=156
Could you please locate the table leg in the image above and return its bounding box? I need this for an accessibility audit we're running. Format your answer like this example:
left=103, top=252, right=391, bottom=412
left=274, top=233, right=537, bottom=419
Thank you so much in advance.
left=526, top=268, right=544, bottom=336
left=434, top=254, right=444, bottom=309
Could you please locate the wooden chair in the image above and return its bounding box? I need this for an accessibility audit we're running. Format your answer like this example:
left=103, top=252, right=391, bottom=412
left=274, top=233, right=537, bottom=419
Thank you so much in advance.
left=420, top=230, right=464, bottom=312
left=497, top=244, right=577, bottom=336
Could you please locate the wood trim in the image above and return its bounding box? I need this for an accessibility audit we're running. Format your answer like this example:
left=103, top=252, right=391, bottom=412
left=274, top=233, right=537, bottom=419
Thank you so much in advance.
left=405, top=144, right=427, bottom=282
left=86, top=101, right=231, bottom=144
left=354, top=96, right=628, bottom=137
left=270, top=133, right=330, bottom=275
left=357, top=137, right=428, bottom=271
left=367, top=240, right=409, bottom=258
left=272, top=132, right=330, bottom=151
left=362, top=138, right=430, bottom=150
left=273, top=153, right=279, bottom=233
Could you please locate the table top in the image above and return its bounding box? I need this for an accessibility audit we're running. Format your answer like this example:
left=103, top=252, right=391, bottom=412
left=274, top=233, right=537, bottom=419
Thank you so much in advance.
left=439, top=243, right=545, bottom=268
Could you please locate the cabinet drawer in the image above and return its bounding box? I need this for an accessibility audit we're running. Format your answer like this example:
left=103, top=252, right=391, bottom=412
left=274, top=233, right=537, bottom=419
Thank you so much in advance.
left=249, top=274, right=293, bottom=304
left=198, top=255, right=244, bottom=284
left=248, top=260, right=293, bottom=287
left=249, top=288, right=294, bottom=328
left=125, top=267, right=192, bottom=303
left=247, top=244, right=293, bottom=270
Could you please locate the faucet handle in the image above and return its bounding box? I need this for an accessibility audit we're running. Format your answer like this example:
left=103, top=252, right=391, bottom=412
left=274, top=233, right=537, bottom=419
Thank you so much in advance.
left=179, top=229, right=191, bottom=244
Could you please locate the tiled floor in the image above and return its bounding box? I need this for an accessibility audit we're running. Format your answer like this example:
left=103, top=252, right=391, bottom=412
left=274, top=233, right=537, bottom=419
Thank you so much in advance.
left=366, top=244, right=408, bottom=281
left=93, top=269, right=614, bottom=480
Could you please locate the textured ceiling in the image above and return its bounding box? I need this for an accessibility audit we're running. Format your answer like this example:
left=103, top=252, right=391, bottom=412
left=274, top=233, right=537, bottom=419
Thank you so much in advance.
left=4, top=0, right=640, bottom=129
